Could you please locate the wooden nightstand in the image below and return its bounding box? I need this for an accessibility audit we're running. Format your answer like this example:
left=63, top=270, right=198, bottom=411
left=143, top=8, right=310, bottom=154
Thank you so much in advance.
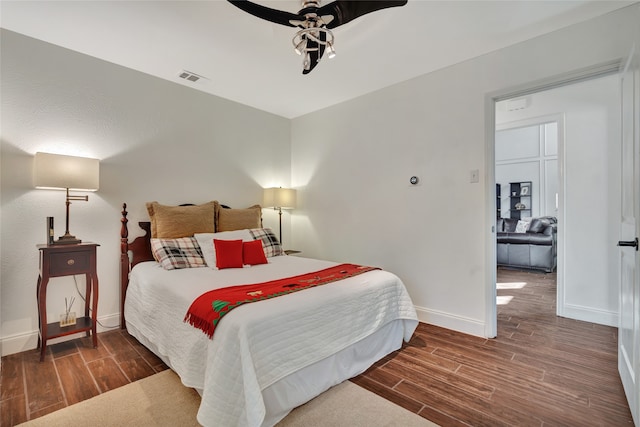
left=284, top=250, right=301, bottom=256
left=36, top=243, right=99, bottom=361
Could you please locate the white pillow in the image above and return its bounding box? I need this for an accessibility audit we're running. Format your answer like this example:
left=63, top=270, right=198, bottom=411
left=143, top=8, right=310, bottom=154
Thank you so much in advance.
left=515, top=220, right=530, bottom=233
left=194, top=230, right=253, bottom=268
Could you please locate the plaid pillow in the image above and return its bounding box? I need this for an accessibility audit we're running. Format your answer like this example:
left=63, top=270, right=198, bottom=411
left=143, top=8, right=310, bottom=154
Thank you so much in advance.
left=248, top=228, right=284, bottom=257
left=151, top=237, right=206, bottom=270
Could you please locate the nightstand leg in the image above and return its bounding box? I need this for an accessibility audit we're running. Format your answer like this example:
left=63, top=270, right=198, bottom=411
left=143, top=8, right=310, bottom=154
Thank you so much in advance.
left=36, top=275, right=42, bottom=350
left=91, top=273, right=98, bottom=348
left=38, top=276, right=49, bottom=362
left=85, top=273, right=91, bottom=338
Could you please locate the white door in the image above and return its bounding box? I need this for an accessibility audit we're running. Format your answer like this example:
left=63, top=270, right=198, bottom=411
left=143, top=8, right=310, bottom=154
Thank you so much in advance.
left=619, top=42, right=640, bottom=425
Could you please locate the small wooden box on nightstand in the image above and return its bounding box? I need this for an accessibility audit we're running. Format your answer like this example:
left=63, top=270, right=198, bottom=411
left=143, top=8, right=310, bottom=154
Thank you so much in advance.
left=36, top=243, right=99, bottom=362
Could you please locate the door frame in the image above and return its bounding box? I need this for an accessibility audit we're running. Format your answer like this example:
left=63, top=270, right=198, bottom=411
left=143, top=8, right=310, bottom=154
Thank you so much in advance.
left=484, top=60, right=622, bottom=338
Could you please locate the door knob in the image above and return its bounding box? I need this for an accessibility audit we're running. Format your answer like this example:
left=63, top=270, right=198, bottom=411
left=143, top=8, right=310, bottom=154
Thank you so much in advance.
left=617, top=237, right=639, bottom=251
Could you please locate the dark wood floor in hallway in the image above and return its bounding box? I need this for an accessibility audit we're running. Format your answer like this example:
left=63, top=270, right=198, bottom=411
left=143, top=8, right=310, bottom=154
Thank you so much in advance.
left=352, top=268, right=633, bottom=426
left=1, top=268, right=633, bottom=426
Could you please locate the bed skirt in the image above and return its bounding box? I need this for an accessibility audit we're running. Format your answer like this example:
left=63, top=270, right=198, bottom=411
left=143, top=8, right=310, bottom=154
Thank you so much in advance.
left=126, top=318, right=417, bottom=427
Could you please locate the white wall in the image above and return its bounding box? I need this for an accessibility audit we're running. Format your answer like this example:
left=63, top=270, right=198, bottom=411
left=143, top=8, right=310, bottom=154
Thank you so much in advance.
left=0, top=30, right=291, bottom=355
left=291, top=4, right=639, bottom=336
left=495, top=122, right=559, bottom=219
left=496, top=74, right=621, bottom=326
left=2, top=5, right=638, bottom=355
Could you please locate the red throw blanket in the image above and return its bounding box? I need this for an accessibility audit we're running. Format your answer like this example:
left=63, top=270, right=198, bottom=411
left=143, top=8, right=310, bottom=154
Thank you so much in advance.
left=184, top=263, right=379, bottom=339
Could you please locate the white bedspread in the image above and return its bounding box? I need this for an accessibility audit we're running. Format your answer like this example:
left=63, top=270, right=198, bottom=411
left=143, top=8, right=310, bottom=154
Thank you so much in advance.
left=125, top=255, right=418, bottom=427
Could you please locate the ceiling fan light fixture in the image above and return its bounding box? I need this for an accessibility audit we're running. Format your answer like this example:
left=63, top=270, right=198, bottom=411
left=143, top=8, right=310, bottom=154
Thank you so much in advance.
left=292, top=26, right=333, bottom=64
left=303, top=52, right=311, bottom=70
left=326, top=42, right=336, bottom=59
left=228, top=0, right=408, bottom=74
left=294, top=38, right=306, bottom=55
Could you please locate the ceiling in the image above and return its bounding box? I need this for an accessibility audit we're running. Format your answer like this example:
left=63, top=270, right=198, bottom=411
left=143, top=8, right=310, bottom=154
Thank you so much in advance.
left=1, top=1, right=635, bottom=118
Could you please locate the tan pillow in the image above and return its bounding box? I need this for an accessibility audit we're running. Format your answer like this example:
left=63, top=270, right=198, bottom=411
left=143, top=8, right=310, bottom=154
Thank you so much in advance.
left=146, top=201, right=218, bottom=238
left=216, top=205, right=262, bottom=232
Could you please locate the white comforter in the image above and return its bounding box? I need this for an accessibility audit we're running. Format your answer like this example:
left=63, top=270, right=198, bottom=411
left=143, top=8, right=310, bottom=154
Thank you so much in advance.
left=125, top=255, right=418, bottom=427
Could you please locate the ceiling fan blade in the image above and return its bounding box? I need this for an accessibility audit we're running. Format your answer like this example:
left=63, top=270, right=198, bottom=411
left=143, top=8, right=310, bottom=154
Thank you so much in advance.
left=302, top=31, right=327, bottom=75
left=227, top=0, right=300, bottom=27
left=319, top=0, right=408, bottom=29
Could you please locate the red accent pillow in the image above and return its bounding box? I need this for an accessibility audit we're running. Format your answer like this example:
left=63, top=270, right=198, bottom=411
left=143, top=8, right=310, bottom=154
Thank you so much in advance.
left=214, top=239, right=243, bottom=269
left=243, top=240, right=268, bottom=266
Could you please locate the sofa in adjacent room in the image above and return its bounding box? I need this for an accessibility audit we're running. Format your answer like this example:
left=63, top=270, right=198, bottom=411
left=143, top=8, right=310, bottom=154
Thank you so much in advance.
left=496, top=216, right=557, bottom=273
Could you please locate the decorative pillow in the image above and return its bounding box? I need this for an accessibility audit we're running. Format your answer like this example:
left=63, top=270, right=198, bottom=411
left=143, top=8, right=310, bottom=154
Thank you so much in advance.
left=249, top=228, right=284, bottom=257
left=243, top=240, right=268, bottom=266
left=515, top=220, right=530, bottom=233
left=214, top=239, right=244, bottom=269
left=216, top=205, right=261, bottom=232
left=194, top=230, right=253, bottom=268
left=527, top=218, right=548, bottom=233
left=147, top=201, right=218, bottom=238
left=150, top=237, right=206, bottom=270
left=503, top=218, right=518, bottom=232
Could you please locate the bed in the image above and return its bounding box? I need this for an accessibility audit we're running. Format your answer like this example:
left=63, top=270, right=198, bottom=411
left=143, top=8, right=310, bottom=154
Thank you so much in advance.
left=119, top=202, right=418, bottom=427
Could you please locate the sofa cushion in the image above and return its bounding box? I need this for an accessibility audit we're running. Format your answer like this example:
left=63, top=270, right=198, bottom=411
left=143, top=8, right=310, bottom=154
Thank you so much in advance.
left=527, top=233, right=554, bottom=245
left=503, top=218, right=518, bottom=232
left=542, top=223, right=557, bottom=236
left=496, top=218, right=504, bottom=233
left=527, top=218, right=548, bottom=233
left=531, top=245, right=555, bottom=270
left=498, top=232, right=552, bottom=245
left=498, top=233, right=529, bottom=244
left=507, top=244, right=530, bottom=267
left=539, top=216, right=558, bottom=224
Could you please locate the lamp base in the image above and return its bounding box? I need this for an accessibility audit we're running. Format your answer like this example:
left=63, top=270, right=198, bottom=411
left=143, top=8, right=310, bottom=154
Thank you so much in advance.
left=53, top=233, right=82, bottom=245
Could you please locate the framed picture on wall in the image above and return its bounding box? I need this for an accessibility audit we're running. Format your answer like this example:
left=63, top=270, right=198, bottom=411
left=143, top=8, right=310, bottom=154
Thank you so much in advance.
left=520, top=183, right=530, bottom=195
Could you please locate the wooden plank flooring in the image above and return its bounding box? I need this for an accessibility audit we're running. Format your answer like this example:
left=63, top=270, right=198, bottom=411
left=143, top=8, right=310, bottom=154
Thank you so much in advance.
left=1, top=268, right=633, bottom=426
left=352, top=268, right=633, bottom=426
left=0, top=331, right=168, bottom=426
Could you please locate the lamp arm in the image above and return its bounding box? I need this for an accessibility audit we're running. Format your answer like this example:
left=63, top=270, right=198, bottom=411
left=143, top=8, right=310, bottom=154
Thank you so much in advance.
left=58, top=188, right=89, bottom=244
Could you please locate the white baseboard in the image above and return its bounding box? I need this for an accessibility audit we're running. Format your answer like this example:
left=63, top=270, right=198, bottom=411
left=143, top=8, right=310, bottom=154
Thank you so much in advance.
left=414, top=303, right=617, bottom=339
left=414, top=305, right=487, bottom=338
left=1, top=313, right=122, bottom=357
left=560, top=304, right=618, bottom=327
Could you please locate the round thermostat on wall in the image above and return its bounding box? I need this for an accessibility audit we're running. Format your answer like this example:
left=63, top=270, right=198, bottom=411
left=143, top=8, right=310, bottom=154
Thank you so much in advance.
left=410, top=176, right=419, bottom=185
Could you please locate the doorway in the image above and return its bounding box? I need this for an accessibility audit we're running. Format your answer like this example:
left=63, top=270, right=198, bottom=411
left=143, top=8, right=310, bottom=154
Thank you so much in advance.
left=489, top=71, right=622, bottom=336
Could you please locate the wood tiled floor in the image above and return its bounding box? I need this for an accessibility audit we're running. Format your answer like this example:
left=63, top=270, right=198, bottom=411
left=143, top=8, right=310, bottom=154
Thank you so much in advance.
left=1, top=268, right=633, bottom=426
left=1, top=329, right=168, bottom=426
left=352, top=268, right=633, bottom=426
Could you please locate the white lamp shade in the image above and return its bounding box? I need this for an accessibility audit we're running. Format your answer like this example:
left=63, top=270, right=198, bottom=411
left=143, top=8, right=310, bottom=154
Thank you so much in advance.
left=34, top=152, right=99, bottom=191
left=263, top=187, right=296, bottom=209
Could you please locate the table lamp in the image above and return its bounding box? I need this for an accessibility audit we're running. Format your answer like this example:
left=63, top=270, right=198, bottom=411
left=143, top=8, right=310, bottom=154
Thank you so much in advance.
left=34, top=152, right=100, bottom=245
left=263, top=187, right=296, bottom=245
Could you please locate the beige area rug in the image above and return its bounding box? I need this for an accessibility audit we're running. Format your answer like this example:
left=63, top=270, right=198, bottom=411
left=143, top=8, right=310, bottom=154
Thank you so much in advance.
left=19, top=369, right=436, bottom=427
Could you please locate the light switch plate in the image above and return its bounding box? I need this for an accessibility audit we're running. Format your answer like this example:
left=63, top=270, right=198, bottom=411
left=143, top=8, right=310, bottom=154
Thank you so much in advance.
left=470, top=169, right=479, bottom=183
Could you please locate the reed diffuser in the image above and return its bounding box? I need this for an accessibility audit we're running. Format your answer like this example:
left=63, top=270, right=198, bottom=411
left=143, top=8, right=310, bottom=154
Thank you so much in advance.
left=60, top=296, right=77, bottom=327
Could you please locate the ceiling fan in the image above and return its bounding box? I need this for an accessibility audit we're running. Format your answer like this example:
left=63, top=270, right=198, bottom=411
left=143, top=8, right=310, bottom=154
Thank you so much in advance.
left=227, top=0, right=408, bottom=74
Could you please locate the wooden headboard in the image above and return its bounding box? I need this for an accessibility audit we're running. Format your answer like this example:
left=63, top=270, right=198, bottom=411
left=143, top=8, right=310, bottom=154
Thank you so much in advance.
left=120, top=203, right=154, bottom=329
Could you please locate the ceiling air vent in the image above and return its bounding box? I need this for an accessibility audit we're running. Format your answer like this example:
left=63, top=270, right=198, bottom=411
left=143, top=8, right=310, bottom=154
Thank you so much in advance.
left=177, top=70, right=208, bottom=84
